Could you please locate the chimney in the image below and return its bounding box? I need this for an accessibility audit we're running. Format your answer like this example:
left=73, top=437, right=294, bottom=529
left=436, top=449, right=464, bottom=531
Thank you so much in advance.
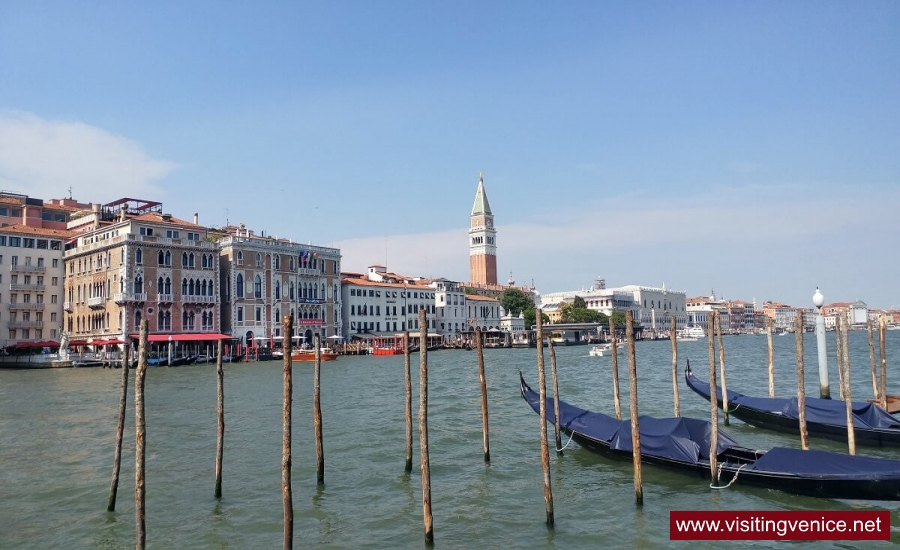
left=119, top=205, right=127, bottom=222
left=193, top=212, right=198, bottom=225
left=161, top=213, right=172, bottom=222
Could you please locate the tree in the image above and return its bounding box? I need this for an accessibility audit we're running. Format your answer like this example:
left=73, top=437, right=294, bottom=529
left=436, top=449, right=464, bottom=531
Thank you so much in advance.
left=611, top=311, right=629, bottom=328
left=573, top=296, right=586, bottom=309
left=523, top=307, right=548, bottom=328
left=501, top=288, right=534, bottom=316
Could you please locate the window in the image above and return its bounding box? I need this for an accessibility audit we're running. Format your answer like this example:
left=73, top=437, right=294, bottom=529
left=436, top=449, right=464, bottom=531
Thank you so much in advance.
left=136, top=248, right=143, bottom=264
left=254, top=275, right=262, bottom=298
left=255, top=307, right=262, bottom=322
left=166, top=230, right=180, bottom=239
left=140, top=227, right=154, bottom=236
left=237, top=251, right=243, bottom=266
left=236, top=274, right=244, bottom=298
left=9, top=237, right=20, bottom=247
left=36, top=239, right=48, bottom=249
left=237, top=307, right=244, bottom=322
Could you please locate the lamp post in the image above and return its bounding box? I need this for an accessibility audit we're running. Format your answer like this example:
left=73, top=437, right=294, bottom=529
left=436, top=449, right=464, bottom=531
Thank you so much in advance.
left=813, top=287, right=830, bottom=399
left=168, top=334, right=173, bottom=368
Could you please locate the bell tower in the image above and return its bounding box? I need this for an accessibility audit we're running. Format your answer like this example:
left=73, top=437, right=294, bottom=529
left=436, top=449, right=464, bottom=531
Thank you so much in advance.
left=469, top=172, right=497, bottom=285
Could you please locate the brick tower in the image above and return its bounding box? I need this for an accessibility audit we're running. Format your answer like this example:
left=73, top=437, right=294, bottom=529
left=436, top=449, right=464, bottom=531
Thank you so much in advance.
left=468, top=172, right=497, bottom=286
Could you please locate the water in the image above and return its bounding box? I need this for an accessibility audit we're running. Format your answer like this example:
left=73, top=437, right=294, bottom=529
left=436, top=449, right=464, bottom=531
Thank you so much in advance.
left=1, top=331, right=899, bottom=549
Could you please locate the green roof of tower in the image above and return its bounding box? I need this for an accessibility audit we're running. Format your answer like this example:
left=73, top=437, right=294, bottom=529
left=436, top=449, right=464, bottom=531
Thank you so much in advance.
left=471, top=173, right=492, bottom=216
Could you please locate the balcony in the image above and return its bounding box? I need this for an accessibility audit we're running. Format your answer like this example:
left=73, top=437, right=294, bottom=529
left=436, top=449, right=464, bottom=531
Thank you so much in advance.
left=8, top=302, right=45, bottom=311
left=87, top=296, right=106, bottom=309
left=10, top=264, right=46, bottom=273
left=9, top=283, right=45, bottom=292
left=182, top=295, right=215, bottom=304
left=64, top=301, right=74, bottom=312
left=157, top=294, right=173, bottom=304
left=113, top=292, right=147, bottom=304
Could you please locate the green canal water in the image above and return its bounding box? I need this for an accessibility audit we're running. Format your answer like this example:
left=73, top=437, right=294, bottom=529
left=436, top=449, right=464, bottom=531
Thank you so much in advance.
left=1, top=331, right=899, bottom=548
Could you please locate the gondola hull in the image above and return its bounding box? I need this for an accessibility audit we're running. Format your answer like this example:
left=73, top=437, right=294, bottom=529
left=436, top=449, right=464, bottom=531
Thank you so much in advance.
left=521, top=373, right=900, bottom=501
left=684, top=363, right=900, bottom=447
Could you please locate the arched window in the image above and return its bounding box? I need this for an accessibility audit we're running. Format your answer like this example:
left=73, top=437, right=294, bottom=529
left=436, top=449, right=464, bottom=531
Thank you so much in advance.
left=136, top=248, right=143, bottom=264
left=256, top=253, right=262, bottom=267
left=165, top=251, right=171, bottom=266
left=290, top=282, right=295, bottom=299
left=289, top=257, right=295, bottom=270
left=254, top=275, right=262, bottom=298
left=182, top=252, right=188, bottom=267
left=189, top=253, right=195, bottom=268
left=157, top=277, right=164, bottom=294
left=236, top=274, right=244, bottom=297
left=135, top=310, right=142, bottom=329
left=182, top=278, right=188, bottom=295
left=275, top=281, right=281, bottom=300
left=158, top=250, right=164, bottom=265
left=274, top=256, right=280, bottom=270
left=189, top=279, right=196, bottom=296
left=135, top=276, right=143, bottom=294
left=164, top=277, right=171, bottom=294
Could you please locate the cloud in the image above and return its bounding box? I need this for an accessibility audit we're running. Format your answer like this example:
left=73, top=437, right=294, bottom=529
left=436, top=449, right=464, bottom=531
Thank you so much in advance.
left=0, top=110, right=176, bottom=202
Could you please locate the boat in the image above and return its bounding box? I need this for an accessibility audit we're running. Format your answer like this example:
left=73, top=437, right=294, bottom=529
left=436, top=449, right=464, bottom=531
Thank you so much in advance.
left=685, top=362, right=900, bottom=447
left=291, top=348, right=338, bottom=362
left=520, top=373, right=900, bottom=500
left=589, top=343, right=620, bottom=357
left=679, top=325, right=705, bottom=339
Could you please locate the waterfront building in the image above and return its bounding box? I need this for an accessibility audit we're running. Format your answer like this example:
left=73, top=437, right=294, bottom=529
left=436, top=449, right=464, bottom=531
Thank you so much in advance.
left=0, top=224, right=69, bottom=346
left=469, top=173, right=497, bottom=287
left=0, top=191, right=93, bottom=348
left=217, top=224, right=341, bottom=347
left=63, top=199, right=221, bottom=345
left=686, top=292, right=728, bottom=329
left=341, top=265, right=502, bottom=343
left=761, top=301, right=795, bottom=331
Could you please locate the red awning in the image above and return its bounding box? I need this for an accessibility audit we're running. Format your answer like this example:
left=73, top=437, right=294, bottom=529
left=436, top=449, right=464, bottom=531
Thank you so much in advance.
left=128, top=333, right=234, bottom=342
left=92, top=339, right=124, bottom=346
left=67, top=339, right=89, bottom=346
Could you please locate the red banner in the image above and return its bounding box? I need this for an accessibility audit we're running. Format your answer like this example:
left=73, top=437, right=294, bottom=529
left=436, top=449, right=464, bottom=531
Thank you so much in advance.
left=670, top=510, right=889, bottom=541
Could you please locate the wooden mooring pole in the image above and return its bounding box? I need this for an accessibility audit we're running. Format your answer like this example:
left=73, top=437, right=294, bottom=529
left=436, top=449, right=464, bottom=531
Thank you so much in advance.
left=670, top=315, right=679, bottom=417
left=794, top=312, right=809, bottom=450
left=626, top=311, right=643, bottom=506
left=282, top=316, right=293, bottom=550
left=418, top=309, right=434, bottom=544
left=840, top=318, right=856, bottom=455
left=314, top=335, right=324, bottom=484
left=535, top=310, right=554, bottom=527
left=766, top=317, right=775, bottom=398
left=868, top=319, right=879, bottom=403
left=715, top=312, right=729, bottom=426
left=880, top=316, right=888, bottom=410
left=548, top=337, right=563, bottom=456
left=404, top=331, right=413, bottom=472
left=706, top=314, right=719, bottom=484
left=835, top=320, right=845, bottom=401
left=609, top=317, right=622, bottom=420
left=107, top=336, right=131, bottom=511
left=134, top=321, right=148, bottom=549
left=215, top=338, right=224, bottom=498
left=474, top=327, right=491, bottom=462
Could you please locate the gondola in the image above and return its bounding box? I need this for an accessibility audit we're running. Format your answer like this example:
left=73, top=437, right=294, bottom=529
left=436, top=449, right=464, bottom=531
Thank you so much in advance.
left=685, top=362, right=900, bottom=447
left=520, top=373, right=900, bottom=500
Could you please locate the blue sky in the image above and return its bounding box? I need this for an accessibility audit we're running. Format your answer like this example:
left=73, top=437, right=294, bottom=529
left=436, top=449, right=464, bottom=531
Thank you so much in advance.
left=1, top=2, right=898, bottom=308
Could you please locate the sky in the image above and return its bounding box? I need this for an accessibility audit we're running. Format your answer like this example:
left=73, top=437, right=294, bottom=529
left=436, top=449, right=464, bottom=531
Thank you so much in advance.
left=1, top=2, right=898, bottom=308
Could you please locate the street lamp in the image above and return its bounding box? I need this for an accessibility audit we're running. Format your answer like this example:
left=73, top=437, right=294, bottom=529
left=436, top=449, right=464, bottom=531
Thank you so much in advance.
left=813, top=287, right=830, bottom=399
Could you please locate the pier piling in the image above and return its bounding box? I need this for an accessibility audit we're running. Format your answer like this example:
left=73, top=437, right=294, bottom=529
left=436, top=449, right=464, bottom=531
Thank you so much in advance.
left=868, top=319, right=879, bottom=403
left=418, top=309, right=434, bottom=544
left=535, top=310, right=555, bottom=527
left=835, top=321, right=845, bottom=401
left=107, top=336, right=130, bottom=511
left=215, top=338, right=224, bottom=498
left=314, top=335, right=324, bottom=484
left=880, top=316, right=888, bottom=410
left=626, top=311, right=643, bottom=506
left=715, top=312, right=729, bottom=426
left=706, top=314, right=719, bottom=484
left=670, top=315, right=679, bottom=417
left=282, top=316, right=293, bottom=550
left=404, top=331, right=413, bottom=473
left=609, top=317, right=622, bottom=420
left=840, top=318, right=856, bottom=455
left=766, top=318, right=775, bottom=398
left=548, top=338, right=563, bottom=456
left=794, top=312, right=809, bottom=450
left=474, top=328, right=491, bottom=462
left=134, top=321, right=148, bottom=549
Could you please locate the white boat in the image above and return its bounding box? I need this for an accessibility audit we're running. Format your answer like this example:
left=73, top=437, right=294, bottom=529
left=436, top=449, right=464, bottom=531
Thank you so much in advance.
left=589, top=343, right=620, bottom=357
left=678, top=325, right=706, bottom=340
